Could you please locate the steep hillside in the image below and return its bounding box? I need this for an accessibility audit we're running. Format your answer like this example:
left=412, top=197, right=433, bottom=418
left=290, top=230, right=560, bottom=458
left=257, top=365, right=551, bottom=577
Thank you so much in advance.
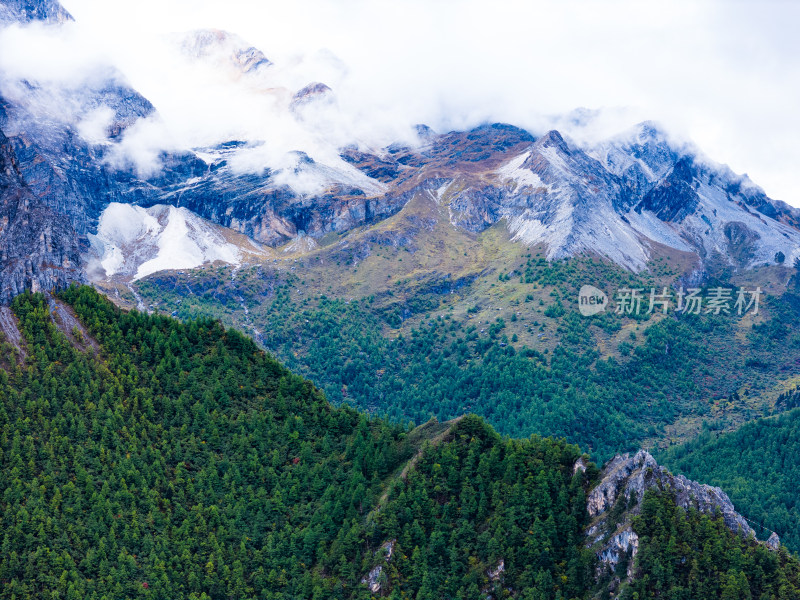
left=660, top=404, right=800, bottom=552
left=0, top=286, right=797, bottom=600
left=0, top=287, right=595, bottom=599
left=122, top=196, right=800, bottom=460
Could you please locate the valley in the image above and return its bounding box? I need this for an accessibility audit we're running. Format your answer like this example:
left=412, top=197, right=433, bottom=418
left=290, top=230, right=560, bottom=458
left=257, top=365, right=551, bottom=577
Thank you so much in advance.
left=105, top=188, right=800, bottom=461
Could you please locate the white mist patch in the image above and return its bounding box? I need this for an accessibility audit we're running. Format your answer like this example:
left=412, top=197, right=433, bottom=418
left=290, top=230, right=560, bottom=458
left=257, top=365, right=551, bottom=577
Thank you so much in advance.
left=76, top=105, right=116, bottom=144
left=89, top=203, right=241, bottom=281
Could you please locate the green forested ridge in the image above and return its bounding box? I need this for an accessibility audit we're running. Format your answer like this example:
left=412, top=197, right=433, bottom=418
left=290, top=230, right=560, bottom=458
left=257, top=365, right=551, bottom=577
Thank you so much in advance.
left=370, top=419, right=598, bottom=599
left=1, top=286, right=799, bottom=598
left=620, top=489, right=800, bottom=600
left=660, top=407, right=800, bottom=553
left=0, top=287, right=598, bottom=599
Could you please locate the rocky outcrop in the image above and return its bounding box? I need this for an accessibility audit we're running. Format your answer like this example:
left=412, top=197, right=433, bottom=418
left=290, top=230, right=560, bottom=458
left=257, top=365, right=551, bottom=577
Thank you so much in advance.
left=596, top=528, right=638, bottom=578
left=487, top=559, right=505, bottom=582
left=360, top=539, right=394, bottom=595
left=586, top=450, right=770, bottom=589
left=588, top=450, right=754, bottom=535
left=767, top=532, right=781, bottom=550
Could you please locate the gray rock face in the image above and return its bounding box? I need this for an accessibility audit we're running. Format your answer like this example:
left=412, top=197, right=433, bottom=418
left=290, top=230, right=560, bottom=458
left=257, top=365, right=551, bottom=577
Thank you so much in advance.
left=487, top=559, right=505, bottom=582
left=0, top=126, right=85, bottom=303
left=360, top=539, right=394, bottom=594
left=767, top=532, right=781, bottom=550
left=587, top=450, right=658, bottom=519
left=596, top=528, right=639, bottom=579
left=361, top=565, right=383, bottom=594
left=586, top=450, right=775, bottom=589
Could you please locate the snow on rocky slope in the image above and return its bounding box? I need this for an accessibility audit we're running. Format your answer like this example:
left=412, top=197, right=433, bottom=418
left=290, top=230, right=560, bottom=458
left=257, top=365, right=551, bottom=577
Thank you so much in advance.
left=3, top=0, right=800, bottom=303
left=484, top=123, right=800, bottom=271
left=87, top=203, right=245, bottom=281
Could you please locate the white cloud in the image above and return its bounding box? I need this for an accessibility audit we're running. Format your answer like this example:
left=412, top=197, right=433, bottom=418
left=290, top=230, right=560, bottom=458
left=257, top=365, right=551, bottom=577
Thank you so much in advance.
left=76, top=105, right=115, bottom=143
left=2, top=0, right=799, bottom=204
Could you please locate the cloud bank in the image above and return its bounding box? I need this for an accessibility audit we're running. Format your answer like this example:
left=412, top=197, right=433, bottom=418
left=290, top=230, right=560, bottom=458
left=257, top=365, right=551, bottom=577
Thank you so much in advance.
left=1, top=0, right=798, bottom=204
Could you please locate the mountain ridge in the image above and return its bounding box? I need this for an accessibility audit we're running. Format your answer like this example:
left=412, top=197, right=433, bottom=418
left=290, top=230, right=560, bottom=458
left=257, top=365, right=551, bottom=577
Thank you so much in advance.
left=0, top=285, right=796, bottom=600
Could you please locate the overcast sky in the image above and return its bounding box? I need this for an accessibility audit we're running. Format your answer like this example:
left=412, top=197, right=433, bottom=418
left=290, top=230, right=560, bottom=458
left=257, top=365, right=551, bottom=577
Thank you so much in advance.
left=16, top=0, right=800, bottom=203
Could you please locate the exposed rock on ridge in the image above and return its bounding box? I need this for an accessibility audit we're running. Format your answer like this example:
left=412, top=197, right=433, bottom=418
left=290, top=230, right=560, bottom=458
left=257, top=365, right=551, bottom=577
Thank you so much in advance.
left=586, top=450, right=769, bottom=586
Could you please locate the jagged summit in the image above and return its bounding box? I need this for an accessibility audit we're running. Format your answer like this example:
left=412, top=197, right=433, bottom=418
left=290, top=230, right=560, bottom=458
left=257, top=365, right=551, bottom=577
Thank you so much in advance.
left=178, top=29, right=272, bottom=76
left=536, top=129, right=570, bottom=152
left=291, top=82, right=333, bottom=105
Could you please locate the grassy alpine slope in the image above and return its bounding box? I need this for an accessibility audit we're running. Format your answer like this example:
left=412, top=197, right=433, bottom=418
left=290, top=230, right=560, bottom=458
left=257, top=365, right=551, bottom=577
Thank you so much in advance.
left=125, top=193, right=800, bottom=462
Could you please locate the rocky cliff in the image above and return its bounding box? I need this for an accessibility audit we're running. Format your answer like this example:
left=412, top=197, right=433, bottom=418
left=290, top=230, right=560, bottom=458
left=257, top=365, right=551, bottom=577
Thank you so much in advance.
left=0, top=125, right=84, bottom=302
left=585, top=450, right=777, bottom=589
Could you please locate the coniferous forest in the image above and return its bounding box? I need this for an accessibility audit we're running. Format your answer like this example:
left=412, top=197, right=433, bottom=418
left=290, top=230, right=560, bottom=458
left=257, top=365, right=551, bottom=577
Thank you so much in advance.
left=1, top=286, right=799, bottom=599
left=661, top=406, right=800, bottom=552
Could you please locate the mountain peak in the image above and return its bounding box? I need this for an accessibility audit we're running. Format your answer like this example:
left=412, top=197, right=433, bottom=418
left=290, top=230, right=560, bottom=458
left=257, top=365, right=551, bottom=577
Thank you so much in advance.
left=633, top=119, right=667, bottom=142
left=179, top=29, right=272, bottom=75
left=0, top=0, right=72, bottom=25
left=291, top=82, right=334, bottom=109
left=414, top=123, right=435, bottom=139
left=536, top=129, right=570, bottom=152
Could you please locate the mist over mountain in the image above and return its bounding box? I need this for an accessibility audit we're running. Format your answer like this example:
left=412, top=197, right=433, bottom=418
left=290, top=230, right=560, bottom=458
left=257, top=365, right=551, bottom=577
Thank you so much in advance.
left=2, top=0, right=800, bottom=301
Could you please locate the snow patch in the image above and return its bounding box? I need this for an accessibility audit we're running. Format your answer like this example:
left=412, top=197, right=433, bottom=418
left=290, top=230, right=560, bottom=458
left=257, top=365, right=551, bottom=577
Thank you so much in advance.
left=89, top=203, right=241, bottom=281
left=496, top=151, right=550, bottom=190
left=434, top=180, right=452, bottom=202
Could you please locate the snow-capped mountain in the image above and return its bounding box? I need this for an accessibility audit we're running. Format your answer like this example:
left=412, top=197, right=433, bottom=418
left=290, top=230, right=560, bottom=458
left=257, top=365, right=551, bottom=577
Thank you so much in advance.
left=340, top=122, right=800, bottom=272
left=1, top=0, right=799, bottom=302
left=487, top=124, right=800, bottom=270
